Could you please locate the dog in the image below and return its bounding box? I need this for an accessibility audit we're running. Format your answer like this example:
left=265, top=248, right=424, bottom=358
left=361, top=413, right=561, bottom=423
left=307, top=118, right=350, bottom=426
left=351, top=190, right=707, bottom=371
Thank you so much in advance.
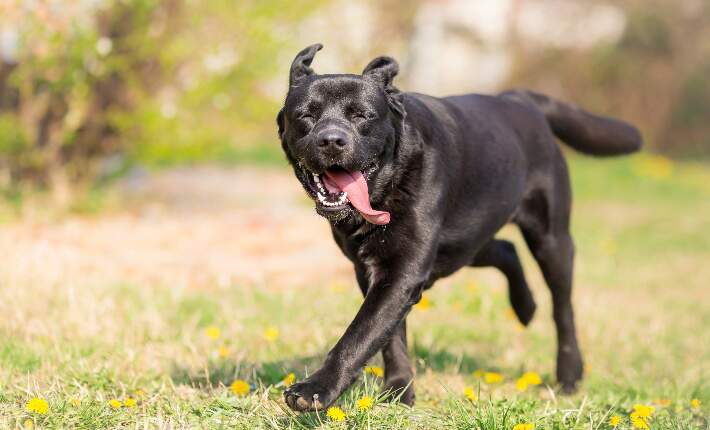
left=276, top=43, right=642, bottom=411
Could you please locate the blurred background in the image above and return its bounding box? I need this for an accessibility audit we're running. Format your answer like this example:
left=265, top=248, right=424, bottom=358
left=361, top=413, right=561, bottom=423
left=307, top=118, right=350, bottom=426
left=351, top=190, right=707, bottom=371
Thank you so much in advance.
left=0, top=0, right=708, bottom=205
left=0, top=2, right=709, bottom=427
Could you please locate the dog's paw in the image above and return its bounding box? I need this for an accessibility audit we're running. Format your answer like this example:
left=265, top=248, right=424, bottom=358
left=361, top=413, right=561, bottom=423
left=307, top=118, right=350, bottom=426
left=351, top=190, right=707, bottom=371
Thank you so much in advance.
left=382, top=377, right=415, bottom=406
left=557, top=348, right=583, bottom=395
left=510, top=284, right=537, bottom=326
left=283, top=378, right=337, bottom=412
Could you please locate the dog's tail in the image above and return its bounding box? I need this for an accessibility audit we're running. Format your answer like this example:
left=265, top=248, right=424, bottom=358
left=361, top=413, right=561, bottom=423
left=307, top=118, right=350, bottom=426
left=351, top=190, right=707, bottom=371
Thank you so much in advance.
left=501, top=89, right=642, bottom=156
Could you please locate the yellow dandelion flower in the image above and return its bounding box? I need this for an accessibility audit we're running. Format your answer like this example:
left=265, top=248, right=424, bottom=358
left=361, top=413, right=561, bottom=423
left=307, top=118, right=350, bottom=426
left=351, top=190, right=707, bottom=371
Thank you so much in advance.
left=328, top=282, right=347, bottom=293
left=515, top=378, right=529, bottom=392
left=463, top=386, right=477, bottom=401
left=414, top=295, right=432, bottom=311
left=26, top=398, right=49, bottom=414
left=365, top=366, right=384, bottom=378
left=23, top=419, right=33, bottom=429
left=356, top=395, right=374, bottom=411
left=217, top=344, right=229, bottom=358
left=600, top=238, right=617, bottom=256
left=70, top=398, right=81, bottom=407
left=691, top=399, right=700, bottom=409
left=134, top=389, right=146, bottom=398
left=609, top=415, right=621, bottom=427
left=283, top=373, right=296, bottom=387
left=472, top=369, right=484, bottom=378
left=630, top=413, right=649, bottom=430
left=108, top=399, right=122, bottom=409
left=512, top=423, right=534, bottom=430
left=326, top=406, right=346, bottom=422
left=632, top=404, right=655, bottom=419
left=634, top=154, right=673, bottom=180
left=263, top=327, right=279, bottom=342
left=230, top=379, right=250, bottom=396
left=484, top=372, right=503, bottom=384
left=466, top=281, right=478, bottom=292
left=521, top=371, right=542, bottom=385
left=124, top=397, right=136, bottom=408
left=653, top=398, right=671, bottom=407
left=205, top=326, right=221, bottom=340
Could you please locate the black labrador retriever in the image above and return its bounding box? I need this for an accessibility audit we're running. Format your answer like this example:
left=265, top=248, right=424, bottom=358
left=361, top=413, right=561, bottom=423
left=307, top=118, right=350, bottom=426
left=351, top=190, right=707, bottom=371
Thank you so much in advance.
left=276, top=44, right=642, bottom=411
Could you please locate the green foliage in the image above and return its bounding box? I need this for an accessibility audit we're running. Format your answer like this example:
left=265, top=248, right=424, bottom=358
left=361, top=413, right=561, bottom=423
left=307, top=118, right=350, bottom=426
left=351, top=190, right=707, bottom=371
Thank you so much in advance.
left=0, top=0, right=322, bottom=191
left=0, top=339, right=41, bottom=373
left=0, top=114, right=26, bottom=154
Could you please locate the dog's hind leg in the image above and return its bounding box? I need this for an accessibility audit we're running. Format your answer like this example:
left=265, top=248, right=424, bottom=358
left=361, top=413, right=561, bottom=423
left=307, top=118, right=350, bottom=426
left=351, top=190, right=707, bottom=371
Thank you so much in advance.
left=515, top=157, right=583, bottom=393
left=355, top=269, right=415, bottom=405
left=472, top=239, right=536, bottom=326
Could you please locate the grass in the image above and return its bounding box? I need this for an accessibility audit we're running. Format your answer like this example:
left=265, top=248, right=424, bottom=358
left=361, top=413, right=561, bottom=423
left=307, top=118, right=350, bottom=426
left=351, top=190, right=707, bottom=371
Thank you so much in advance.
left=0, top=153, right=709, bottom=429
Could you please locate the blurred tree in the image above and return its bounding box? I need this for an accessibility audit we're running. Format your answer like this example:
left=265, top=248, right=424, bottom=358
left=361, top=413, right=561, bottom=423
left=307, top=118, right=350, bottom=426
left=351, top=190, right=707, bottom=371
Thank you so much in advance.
left=505, top=0, right=710, bottom=157
left=0, top=0, right=324, bottom=199
left=1, top=0, right=706, bottom=202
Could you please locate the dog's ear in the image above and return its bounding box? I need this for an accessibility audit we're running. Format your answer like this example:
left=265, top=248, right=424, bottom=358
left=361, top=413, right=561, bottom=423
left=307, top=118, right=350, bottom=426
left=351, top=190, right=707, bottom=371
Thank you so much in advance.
left=362, top=56, right=405, bottom=118
left=362, top=56, right=399, bottom=88
left=289, top=43, right=323, bottom=86
left=276, top=108, right=285, bottom=139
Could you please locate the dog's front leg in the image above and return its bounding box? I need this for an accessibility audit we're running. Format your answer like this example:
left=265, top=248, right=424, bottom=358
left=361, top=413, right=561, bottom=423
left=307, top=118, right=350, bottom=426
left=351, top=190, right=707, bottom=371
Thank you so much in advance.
left=284, top=265, right=430, bottom=412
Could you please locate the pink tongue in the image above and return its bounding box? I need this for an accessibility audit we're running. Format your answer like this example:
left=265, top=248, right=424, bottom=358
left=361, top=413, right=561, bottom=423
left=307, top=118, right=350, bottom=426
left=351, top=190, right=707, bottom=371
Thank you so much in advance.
left=323, top=169, right=391, bottom=225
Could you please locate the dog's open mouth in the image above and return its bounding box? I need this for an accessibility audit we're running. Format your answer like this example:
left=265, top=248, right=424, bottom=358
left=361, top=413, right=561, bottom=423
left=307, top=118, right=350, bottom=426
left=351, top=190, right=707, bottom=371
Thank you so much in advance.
left=299, top=164, right=390, bottom=225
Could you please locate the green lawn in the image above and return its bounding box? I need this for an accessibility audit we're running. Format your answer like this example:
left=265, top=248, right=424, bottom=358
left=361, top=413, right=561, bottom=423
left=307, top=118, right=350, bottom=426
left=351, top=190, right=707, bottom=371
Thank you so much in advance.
left=0, top=153, right=708, bottom=429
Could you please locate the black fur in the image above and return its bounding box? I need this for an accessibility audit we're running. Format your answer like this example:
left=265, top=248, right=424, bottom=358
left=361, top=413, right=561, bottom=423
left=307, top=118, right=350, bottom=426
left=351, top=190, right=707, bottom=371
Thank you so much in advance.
left=277, top=44, right=642, bottom=411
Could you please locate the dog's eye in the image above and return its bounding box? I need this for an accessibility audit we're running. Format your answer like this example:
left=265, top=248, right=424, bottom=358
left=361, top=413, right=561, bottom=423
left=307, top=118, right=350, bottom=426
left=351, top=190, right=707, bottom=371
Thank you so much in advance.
left=353, top=112, right=374, bottom=122
left=298, top=113, right=315, bottom=121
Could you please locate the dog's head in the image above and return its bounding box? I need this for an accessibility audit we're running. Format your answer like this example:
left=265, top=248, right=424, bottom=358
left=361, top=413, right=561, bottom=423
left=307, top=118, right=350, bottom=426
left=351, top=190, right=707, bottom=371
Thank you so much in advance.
left=277, top=44, right=405, bottom=225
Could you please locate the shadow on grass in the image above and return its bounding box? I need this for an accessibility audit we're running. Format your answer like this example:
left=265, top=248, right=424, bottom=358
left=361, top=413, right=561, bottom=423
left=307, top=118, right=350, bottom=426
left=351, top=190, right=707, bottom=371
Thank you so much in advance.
left=169, top=353, right=326, bottom=389
left=169, top=353, right=357, bottom=429
left=170, top=342, right=492, bottom=390
left=168, top=344, right=495, bottom=428
left=413, top=341, right=492, bottom=374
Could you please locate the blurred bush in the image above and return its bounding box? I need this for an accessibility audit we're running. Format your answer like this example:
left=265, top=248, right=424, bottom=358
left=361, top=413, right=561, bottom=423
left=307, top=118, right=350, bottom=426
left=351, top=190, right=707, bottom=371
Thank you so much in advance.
left=505, top=0, right=710, bottom=158
left=0, top=0, right=322, bottom=196
left=0, top=0, right=707, bottom=199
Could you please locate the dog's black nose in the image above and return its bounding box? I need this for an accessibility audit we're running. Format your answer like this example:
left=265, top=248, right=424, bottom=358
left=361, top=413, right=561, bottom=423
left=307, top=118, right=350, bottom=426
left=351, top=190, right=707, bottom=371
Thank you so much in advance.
left=318, top=131, right=347, bottom=148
